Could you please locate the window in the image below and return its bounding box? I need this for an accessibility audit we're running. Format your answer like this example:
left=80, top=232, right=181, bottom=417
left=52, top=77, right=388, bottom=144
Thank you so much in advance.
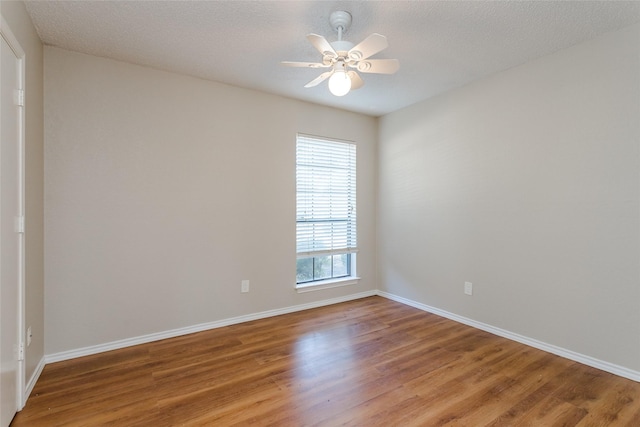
left=296, top=134, right=357, bottom=288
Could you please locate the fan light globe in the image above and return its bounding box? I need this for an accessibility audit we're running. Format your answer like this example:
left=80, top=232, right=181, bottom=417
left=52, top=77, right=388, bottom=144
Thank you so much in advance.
left=328, top=70, right=351, bottom=96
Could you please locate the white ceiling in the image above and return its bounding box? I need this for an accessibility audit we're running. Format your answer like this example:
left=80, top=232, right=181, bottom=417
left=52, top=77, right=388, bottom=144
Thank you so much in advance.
left=25, top=0, right=640, bottom=117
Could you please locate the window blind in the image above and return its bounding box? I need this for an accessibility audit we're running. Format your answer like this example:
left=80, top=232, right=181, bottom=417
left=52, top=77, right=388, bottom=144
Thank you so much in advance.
left=296, top=134, right=357, bottom=257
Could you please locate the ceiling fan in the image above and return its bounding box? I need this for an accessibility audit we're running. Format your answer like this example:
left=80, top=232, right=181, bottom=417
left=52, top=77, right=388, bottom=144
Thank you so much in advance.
left=282, top=11, right=400, bottom=97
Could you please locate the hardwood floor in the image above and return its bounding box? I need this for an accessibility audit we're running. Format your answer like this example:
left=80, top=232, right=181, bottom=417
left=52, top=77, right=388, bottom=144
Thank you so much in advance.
left=11, top=296, right=640, bottom=426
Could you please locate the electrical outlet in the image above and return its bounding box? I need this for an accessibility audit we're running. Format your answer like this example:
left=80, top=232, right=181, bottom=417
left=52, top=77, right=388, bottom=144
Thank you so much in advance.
left=27, top=326, right=32, bottom=346
left=464, top=282, right=473, bottom=296
left=241, top=280, right=250, bottom=293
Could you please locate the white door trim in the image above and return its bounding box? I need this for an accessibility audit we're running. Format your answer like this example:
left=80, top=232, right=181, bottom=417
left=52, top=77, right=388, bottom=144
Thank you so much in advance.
left=0, top=14, right=26, bottom=411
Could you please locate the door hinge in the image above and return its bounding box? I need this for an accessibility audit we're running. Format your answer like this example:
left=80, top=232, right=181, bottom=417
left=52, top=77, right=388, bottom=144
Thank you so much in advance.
left=17, top=343, right=25, bottom=361
left=16, top=216, right=25, bottom=233
left=14, top=89, right=25, bottom=107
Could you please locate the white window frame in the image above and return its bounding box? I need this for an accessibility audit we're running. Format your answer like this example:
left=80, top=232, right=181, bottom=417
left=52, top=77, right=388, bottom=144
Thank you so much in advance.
left=295, top=134, right=359, bottom=292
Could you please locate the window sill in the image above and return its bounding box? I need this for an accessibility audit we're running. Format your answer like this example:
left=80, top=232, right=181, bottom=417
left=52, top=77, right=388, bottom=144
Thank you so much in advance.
left=295, top=277, right=361, bottom=293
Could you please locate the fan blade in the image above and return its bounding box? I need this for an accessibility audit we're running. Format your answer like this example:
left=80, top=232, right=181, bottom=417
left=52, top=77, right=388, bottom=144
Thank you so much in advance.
left=281, top=61, right=329, bottom=69
left=347, top=71, right=364, bottom=90
left=307, top=34, right=337, bottom=58
left=348, top=33, right=388, bottom=61
left=304, top=71, right=333, bottom=88
left=357, top=59, right=400, bottom=74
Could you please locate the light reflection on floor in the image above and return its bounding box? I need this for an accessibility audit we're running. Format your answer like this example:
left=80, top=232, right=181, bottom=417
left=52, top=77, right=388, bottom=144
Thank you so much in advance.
left=282, top=327, right=363, bottom=423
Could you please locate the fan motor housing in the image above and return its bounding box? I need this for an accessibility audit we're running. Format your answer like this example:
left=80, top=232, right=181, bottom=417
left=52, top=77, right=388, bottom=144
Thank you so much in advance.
left=331, top=40, right=355, bottom=56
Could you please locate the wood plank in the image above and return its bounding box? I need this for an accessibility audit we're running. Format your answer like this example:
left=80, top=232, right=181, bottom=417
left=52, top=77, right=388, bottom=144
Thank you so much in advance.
left=11, top=296, right=640, bottom=426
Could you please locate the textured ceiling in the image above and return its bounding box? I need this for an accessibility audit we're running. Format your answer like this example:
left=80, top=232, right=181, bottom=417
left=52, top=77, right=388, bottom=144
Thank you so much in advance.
left=25, top=0, right=640, bottom=117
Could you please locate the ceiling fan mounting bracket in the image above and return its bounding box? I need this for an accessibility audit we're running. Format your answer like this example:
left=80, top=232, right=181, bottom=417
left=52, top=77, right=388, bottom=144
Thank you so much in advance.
left=329, top=11, right=352, bottom=35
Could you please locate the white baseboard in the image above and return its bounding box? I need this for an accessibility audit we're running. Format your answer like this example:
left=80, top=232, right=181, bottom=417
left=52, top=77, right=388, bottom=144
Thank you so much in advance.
left=45, top=290, right=377, bottom=364
left=376, top=290, right=640, bottom=383
left=41, top=288, right=640, bottom=383
left=23, top=356, right=46, bottom=405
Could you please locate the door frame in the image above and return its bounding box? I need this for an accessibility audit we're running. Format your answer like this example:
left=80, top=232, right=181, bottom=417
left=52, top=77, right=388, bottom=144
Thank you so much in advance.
left=0, top=14, right=26, bottom=411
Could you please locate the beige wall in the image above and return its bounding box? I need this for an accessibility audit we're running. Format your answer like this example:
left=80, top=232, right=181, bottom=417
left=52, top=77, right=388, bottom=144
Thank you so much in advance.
left=44, top=47, right=377, bottom=355
left=35, top=10, right=640, bottom=377
left=0, top=1, right=45, bottom=387
left=378, top=24, right=640, bottom=372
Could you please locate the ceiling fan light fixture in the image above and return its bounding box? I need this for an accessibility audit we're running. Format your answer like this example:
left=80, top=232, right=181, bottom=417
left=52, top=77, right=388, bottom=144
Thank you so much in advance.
left=328, top=62, right=351, bottom=96
left=328, top=70, right=351, bottom=96
left=282, top=10, right=399, bottom=95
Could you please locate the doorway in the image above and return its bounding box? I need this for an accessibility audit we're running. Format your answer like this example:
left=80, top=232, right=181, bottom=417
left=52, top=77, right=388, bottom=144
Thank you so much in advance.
left=0, top=16, right=25, bottom=427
